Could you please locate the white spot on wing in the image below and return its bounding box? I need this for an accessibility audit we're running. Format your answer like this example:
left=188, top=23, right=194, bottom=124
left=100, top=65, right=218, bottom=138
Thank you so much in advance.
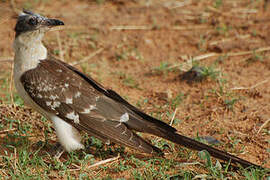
left=90, top=105, right=96, bottom=110
left=74, top=92, right=81, bottom=98
left=115, top=123, right=121, bottom=128
left=81, top=108, right=90, bottom=114
left=65, top=97, right=73, bottom=104
left=105, top=139, right=110, bottom=145
left=129, top=133, right=133, bottom=141
left=37, top=94, right=43, bottom=98
left=121, top=126, right=127, bottom=135
left=49, top=95, right=59, bottom=100
left=46, top=101, right=52, bottom=106
left=80, top=105, right=96, bottom=114
left=43, top=86, right=52, bottom=92
left=65, top=111, right=80, bottom=124
left=51, top=101, right=61, bottom=108
left=56, top=69, right=62, bottom=72
left=120, top=113, right=129, bottom=123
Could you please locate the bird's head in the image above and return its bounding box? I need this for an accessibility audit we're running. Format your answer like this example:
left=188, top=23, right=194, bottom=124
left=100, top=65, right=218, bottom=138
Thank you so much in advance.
left=14, top=10, right=64, bottom=38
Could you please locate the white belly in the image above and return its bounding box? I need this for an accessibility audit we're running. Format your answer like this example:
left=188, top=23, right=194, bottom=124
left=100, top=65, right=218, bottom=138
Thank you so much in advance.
left=51, top=115, right=84, bottom=152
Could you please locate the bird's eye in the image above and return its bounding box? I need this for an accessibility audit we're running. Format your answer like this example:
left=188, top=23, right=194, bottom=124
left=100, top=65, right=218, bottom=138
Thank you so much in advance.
left=28, top=17, right=38, bottom=25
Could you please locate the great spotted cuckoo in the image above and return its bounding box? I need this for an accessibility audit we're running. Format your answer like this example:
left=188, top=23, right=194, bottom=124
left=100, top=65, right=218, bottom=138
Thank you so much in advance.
left=13, top=10, right=259, bottom=168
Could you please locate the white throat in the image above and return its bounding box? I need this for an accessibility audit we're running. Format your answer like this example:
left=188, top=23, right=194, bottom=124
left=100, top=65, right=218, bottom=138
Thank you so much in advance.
left=13, top=31, right=47, bottom=75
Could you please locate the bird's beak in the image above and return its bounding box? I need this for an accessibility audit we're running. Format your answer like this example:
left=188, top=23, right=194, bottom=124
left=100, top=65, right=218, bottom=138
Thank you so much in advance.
left=42, top=18, right=64, bottom=27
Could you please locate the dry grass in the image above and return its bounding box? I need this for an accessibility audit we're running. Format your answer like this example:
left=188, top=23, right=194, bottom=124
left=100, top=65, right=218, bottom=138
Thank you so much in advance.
left=0, top=0, right=269, bottom=179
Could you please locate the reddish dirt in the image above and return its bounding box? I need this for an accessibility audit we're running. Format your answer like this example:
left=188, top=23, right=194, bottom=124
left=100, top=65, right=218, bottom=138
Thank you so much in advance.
left=0, top=0, right=269, bottom=177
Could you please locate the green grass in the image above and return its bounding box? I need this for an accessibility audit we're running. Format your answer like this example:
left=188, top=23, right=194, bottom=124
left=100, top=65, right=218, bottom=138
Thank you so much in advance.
left=1, top=102, right=268, bottom=179
left=115, top=45, right=144, bottom=61
left=152, top=61, right=180, bottom=76
left=1, top=0, right=270, bottom=178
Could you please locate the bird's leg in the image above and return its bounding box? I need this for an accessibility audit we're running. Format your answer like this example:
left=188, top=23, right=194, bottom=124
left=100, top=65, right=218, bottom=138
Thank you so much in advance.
left=54, top=146, right=65, bottom=160
left=49, top=142, right=65, bottom=160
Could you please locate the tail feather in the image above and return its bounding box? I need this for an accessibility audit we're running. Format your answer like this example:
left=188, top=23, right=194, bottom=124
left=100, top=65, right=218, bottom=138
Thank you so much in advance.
left=97, top=88, right=260, bottom=168
left=158, top=131, right=259, bottom=168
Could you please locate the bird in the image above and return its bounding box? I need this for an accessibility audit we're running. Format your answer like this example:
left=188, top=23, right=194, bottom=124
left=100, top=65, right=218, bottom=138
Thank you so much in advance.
left=13, top=10, right=259, bottom=169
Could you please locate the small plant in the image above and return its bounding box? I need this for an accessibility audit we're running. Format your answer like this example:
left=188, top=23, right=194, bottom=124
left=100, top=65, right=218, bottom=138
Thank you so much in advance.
left=115, top=46, right=143, bottom=61
left=122, top=76, right=140, bottom=89
left=200, top=66, right=220, bottom=80
left=226, top=135, right=244, bottom=154
left=13, top=94, right=24, bottom=107
left=245, top=51, right=265, bottom=64
left=243, top=168, right=269, bottom=180
left=216, top=23, right=231, bottom=36
left=170, top=93, right=184, bottom=109
left=153, top=62, right=170, bottom=74
left=181, top=65, right=220, bottom=83
left=153, top=62, right=179, bottom=75
left=213, top=0, right=223, bottom=8
left=214, top=55, right=228, bottom=64
left=165, top=111, right=181, bottom=126
left=224, top=98, right=238, bottom=111
left=115, top=52, right=128, bottom=61
left=198, top=150, right=233, bottom=179
left=95, top=0, right=105, bottom=5
left=198, top=35, right=207, bottom=52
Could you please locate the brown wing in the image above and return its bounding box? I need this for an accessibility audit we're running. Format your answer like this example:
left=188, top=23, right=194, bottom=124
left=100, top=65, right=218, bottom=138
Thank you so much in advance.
left=20, top=59, right=161, bottom=154
left=57, top=58, right=177, bottom=135
left=20, top=58, right=260, bottom=168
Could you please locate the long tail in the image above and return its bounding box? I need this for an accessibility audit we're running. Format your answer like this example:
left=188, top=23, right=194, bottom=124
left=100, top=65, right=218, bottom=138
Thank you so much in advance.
left=157, top=130, right=259, bottom=168
left=103, top=89, right=260, bottom=168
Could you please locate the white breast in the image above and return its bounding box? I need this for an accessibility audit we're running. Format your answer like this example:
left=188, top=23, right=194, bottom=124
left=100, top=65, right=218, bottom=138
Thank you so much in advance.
left=13, top=31, right=47, bottom=111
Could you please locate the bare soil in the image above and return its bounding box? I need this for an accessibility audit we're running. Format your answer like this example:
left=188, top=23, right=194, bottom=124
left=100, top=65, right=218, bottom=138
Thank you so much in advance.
left=0, top=0, right=269, bottom=178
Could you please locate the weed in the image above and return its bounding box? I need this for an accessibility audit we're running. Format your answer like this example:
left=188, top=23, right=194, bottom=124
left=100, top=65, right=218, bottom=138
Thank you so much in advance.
left=13, top=94, right=24, bottom=107
left=198, top=150, right=234, bottom=179
left=245, top=51, right=265, bottom=64
left=181, top=64, right=220, bottom=83
left=135, top=98, right=148, bottom=108
left=115, top=52, right=128, bottom=61
left=224, top=98, right=238, bottom=111
left=243, top=168, right=270, bottom=180
left=153, top=61, right=179, bottom=75
left=216, top=23, right=231, bottom=36
left=226, top=135, right=244, bottom=154
left=153, top=61, right=170, bottom=74
left=214, top=55, right=228, bottom=64
left=213, top=0, right=223, bottom=8
left=165, top=111, right=181, bottom=126
left=198, top=35, right=207, bottom=52
left=95, top=0, right=105, bottom=5
left=200, top=66, right=220, bottom=80
left=0, top=75, right=11, bottom=103
left=115, top=46, right=143, bottom=61
left=170, top=93, right=184, bottom=109
left=122, top=76, right=140, bottom=89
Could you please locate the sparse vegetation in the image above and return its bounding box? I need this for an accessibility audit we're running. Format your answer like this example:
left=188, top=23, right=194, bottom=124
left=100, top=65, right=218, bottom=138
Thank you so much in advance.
left=0, top=0, right=269, bottom=179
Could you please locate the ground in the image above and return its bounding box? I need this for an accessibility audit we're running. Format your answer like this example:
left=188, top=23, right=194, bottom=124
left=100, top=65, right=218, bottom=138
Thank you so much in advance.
left=0, top=0, right=269, bottom=179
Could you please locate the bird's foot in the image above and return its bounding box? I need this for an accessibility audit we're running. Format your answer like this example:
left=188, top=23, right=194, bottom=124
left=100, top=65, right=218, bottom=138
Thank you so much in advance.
left=49, top=142, right=65, bottom=160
